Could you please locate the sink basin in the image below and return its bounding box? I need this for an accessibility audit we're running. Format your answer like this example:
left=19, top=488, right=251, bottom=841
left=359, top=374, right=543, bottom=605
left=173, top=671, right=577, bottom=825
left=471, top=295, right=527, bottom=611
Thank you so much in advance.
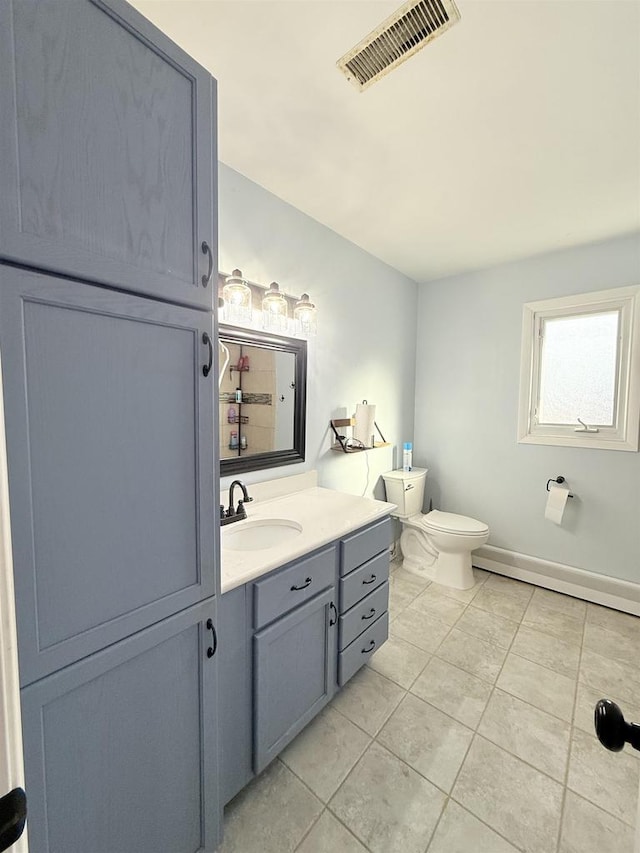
left=222, top=518, right=303, bottom=551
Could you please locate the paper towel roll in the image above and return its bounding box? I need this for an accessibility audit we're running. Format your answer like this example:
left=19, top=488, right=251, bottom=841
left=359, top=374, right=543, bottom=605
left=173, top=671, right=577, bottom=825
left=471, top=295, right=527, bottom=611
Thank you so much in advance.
left=354, top=402, right=376, bottom=448
left=545, top=483, right=570, bottom=525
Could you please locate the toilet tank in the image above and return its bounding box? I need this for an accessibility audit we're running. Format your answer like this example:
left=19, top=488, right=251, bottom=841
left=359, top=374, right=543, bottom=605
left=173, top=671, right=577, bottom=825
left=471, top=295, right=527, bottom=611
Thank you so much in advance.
left=382, top=468, right=427, bottom=518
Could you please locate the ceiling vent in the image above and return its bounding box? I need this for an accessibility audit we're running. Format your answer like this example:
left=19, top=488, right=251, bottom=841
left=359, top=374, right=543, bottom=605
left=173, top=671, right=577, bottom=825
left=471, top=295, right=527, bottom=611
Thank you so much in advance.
left=337, top=0, right=461, bottom=91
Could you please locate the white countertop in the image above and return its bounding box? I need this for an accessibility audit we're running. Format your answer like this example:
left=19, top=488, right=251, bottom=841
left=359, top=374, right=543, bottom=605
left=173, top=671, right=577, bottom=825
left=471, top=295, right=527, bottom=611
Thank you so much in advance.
left=221, top=486, right=396, bottom=593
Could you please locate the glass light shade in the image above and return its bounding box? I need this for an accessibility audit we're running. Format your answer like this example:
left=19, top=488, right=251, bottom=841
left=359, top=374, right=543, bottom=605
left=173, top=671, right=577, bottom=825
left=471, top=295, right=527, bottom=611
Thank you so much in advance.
left=262, top=282, right=288, bottom=332
left=222, top=269, right=252, bottom=326
left=294, top=293, right=317, bottom=337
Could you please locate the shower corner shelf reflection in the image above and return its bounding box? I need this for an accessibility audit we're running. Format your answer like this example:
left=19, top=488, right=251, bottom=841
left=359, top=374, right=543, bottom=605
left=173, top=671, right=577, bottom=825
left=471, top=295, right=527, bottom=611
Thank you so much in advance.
left=330, top=418, right=390, bottom=453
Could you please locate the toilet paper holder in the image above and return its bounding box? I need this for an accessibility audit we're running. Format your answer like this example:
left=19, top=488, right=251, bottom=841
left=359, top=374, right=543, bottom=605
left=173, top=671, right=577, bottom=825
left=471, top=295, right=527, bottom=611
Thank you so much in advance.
left=546, top=476, right=574, bottom=498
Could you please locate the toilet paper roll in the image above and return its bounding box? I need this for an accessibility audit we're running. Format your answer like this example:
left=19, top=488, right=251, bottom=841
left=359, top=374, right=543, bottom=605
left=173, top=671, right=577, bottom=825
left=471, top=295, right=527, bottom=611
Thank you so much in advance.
left=544, top=483, right=570, bottom=525
left=353, top=403, right=376, bottom=448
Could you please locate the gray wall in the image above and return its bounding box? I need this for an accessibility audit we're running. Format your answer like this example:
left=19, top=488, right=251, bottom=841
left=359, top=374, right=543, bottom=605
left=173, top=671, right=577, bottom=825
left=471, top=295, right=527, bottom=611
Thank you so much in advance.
left=219, top=164, right=419, bottom=500
left=414, top=232, right=640, bottom=583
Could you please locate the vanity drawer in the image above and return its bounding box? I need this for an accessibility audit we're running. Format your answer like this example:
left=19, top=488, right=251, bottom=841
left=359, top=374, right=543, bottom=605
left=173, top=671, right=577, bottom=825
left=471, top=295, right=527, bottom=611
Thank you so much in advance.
left=339, top=581, right=388, bottom=652
left=339, top=550, right=389, bottom=613
left=340, top=517, right=391, bottom=576
left=338, top=611, right=389, bottom=686
left=253, top=546, right=337, bottom=630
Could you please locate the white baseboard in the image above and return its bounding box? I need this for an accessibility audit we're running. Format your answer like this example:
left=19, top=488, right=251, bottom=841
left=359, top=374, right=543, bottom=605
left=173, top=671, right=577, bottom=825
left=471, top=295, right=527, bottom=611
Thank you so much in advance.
left=474, top=545, right=640, bottom=617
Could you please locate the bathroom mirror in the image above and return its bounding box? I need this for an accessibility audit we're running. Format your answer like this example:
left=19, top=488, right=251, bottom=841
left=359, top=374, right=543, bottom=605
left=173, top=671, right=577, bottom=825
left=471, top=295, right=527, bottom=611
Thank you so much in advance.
left=219, top=325, right=307, bottom=475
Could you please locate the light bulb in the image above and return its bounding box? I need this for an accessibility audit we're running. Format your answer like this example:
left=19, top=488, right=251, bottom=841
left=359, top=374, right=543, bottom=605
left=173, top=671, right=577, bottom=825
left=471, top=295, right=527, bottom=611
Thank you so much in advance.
left=294, top=293, right=317, bottom=337
left=262, top=282, right=288, bottom=332
left=222, top=269, right=252, bottom=325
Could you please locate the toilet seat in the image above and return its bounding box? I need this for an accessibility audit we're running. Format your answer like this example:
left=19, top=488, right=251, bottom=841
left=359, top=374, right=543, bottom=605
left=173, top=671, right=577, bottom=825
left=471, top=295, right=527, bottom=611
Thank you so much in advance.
left=420, top=510, right=489, bottom=536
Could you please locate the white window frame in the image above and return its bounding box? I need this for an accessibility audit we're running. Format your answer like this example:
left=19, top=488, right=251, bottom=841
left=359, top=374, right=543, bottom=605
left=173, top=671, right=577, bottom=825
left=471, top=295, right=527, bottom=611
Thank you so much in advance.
left=518, top=285, right=640, bottom=451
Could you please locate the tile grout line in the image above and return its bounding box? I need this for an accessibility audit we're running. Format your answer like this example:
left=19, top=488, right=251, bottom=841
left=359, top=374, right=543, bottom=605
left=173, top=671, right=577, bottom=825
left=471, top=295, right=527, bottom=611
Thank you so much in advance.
left=429, top=596, right=587, bottom=726
left=463, top=585, right=587, bottom=807
left=293, top=800, right=375, bottom=853
left=554, top=601, right=589, bottom=853
left=282, top=740, right=378, bottom=853
left=425, top=579, right=533, bottom=853
left=427, top=585, right=534, bottom=852
left=423, top=583, right=530, bottom=853
left=279, top=714, right=374, bottom=805
left=326, top=608, right=483, bottom=853
left=329, top=689, right=403, bottom=740
left=291, top=806, right=326, bottom=853
left=399, top=567, right=496, bottom=687
left=421, top=573, right=532, bottom=852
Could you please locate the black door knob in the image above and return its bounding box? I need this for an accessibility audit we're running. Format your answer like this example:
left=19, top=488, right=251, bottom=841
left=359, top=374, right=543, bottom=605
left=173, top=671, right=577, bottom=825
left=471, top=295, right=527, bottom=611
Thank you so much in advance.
left=0, top=787, right=27, bottom=852
left=594, top=699, right=640, bottom=753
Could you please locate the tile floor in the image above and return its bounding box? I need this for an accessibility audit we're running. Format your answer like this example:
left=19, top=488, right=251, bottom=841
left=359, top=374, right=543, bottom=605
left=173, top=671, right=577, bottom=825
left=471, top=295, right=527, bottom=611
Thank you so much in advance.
left=220, top=563, right=640, bottom=853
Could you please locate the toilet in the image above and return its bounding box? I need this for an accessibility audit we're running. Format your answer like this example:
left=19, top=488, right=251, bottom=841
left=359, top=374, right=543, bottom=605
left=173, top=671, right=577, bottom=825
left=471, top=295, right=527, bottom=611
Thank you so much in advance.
left=382, top=468, right=489, bottom=590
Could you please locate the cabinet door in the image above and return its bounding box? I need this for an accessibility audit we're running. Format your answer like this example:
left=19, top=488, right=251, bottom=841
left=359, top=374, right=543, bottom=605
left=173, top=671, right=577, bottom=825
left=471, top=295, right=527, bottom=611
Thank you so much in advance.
left=0, top=266, right=216, bottom=684
left=0, top=0, right=216, bottom=309
left=20, top=600, right=220, bottom=853
left=254, top=587, right=337, bottom=773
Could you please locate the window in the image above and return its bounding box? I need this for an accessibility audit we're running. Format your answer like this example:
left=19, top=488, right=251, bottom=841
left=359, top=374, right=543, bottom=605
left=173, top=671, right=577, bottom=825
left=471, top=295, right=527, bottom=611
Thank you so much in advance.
left=518, top=286, right=640, bottom=451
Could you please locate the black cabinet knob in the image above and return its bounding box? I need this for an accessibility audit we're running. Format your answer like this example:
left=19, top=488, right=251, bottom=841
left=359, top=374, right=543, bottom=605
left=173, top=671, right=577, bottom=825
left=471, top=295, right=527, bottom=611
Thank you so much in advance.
left=594, top=699, right=640, bottom=753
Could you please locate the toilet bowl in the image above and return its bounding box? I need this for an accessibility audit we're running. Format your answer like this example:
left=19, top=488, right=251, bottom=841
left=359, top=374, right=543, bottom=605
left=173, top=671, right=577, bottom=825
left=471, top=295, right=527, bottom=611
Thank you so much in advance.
left=382, top=468, right=489, bottom=590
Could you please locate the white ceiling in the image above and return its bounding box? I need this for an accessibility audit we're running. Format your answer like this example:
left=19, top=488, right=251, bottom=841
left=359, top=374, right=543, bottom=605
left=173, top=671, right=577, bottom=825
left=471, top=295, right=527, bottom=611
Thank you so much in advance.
left=132, top=0, right=640, bottom=284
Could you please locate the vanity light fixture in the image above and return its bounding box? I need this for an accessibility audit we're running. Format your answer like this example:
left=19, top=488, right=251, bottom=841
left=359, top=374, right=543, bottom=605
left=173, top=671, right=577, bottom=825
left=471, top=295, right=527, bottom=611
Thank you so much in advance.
left=222, top=269, right=252, bottom=326
left=261, top=282, right=288, bottom=333
left=294, top=293, right=317, bottom=338
left=218, top=271, right=319, bottom=338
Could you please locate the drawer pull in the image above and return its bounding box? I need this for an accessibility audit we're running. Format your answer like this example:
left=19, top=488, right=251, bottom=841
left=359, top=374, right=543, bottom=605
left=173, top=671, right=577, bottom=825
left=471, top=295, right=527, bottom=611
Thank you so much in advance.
left=362, top=639, right=376, bottom=654
left=362, top=574, right=377, bottom=585
left=362, top=608, right=376, bottom=621
left=291, top=577, right=312, bottom=591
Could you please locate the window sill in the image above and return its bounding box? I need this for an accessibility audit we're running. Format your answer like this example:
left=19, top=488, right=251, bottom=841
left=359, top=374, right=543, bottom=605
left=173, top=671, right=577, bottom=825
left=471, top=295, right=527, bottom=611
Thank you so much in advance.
left=517, top=432, right=638, bottom=452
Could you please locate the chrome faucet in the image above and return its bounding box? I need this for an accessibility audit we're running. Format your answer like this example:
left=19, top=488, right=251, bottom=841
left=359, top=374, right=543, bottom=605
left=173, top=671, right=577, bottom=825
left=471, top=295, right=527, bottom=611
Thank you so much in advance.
left=221, top=480, right=253, bottom=526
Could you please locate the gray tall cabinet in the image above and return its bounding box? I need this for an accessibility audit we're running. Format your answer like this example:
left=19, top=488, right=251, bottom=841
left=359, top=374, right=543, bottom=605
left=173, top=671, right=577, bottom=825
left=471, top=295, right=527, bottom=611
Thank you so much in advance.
left=0, top=1, right=220, bottom=851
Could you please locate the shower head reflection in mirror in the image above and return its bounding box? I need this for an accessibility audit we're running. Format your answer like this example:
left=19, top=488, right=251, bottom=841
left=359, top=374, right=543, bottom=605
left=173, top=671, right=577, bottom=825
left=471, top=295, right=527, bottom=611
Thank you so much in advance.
left=218, top=341, right=230, bottom=388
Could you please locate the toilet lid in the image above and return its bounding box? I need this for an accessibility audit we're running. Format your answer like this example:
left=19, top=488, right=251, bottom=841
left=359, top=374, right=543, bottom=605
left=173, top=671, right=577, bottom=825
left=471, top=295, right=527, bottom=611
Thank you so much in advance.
left=422, top=510, right=489, bottom=535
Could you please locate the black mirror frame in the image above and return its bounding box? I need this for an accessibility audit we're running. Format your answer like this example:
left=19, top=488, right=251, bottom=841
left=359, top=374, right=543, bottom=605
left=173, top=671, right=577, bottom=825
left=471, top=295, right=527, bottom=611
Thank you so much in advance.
left=219, top=324, right=307, bottom=476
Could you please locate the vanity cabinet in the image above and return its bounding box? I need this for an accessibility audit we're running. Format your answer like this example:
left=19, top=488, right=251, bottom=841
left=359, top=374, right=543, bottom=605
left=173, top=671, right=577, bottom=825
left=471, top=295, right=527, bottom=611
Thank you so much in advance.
left=20, top=600, right=219, bottom=853
left=219, top=518, right=391, bottom=807
left=0, top=0, right=216, bottom=309
left=220, top=545, right=338, bottom=803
